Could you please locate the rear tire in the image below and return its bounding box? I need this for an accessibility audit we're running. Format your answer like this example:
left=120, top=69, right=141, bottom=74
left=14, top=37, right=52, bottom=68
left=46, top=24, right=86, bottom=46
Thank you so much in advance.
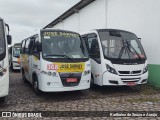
left=22, top=69, right=27, bottom=83
left=0, top=97, right=5, bottom=103
left=33, top=75, right=42, bottom=96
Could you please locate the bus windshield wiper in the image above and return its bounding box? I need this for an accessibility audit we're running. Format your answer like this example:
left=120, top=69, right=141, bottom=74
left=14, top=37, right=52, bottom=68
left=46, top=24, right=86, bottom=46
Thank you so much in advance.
left=125, top=41, right=141, bottom=60
left=44, top=54, right=74, bottom=61
left=118, top=40, right=141, bottom=60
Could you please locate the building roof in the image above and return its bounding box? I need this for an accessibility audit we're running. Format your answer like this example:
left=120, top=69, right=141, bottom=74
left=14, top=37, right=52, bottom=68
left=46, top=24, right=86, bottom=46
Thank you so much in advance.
left=43, top=0, right=95, bottom=29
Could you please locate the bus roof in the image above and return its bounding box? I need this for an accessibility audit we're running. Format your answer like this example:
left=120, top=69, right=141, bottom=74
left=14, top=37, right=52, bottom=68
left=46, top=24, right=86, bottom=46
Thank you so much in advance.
left=14, top=43, right=21, bottom=48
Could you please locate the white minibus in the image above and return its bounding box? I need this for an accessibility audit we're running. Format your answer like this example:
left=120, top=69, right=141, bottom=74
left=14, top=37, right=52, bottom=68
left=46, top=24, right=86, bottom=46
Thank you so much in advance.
left=81, top=29, right=148, bottom=87
left=20, top=29, right=91, bottom=95
left=9, top=43, right=21, bottom=70
left=0, top=18, right=12, bottom=102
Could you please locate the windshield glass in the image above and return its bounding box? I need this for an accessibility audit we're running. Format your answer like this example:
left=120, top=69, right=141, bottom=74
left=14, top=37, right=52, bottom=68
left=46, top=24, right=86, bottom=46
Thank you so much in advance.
left=0, top=20, right=5, bottom=56
left=41, top=31, right=89, bottom=61
left=99, top=30, right=146, bottom=60
left=13, top=47, right=20, bottom=57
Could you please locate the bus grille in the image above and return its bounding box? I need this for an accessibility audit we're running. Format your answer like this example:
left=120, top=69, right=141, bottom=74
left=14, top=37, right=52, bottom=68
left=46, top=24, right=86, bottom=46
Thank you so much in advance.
left=121, top=78, right=140, bottom=82
left=118, top=70, right=141, bottom=75
left=59, top=72, right=82, bottom=87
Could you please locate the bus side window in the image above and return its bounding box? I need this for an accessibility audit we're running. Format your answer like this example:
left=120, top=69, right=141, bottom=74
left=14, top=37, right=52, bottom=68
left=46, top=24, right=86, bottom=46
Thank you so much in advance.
left=21, top=40, right=26, bottom=54
left=89, top=38, right=100, bottom=58
left=82, top=36, right=89, bottom=52
left=32, top=36, right=40, bottom=59
left=28, top=37, right=35, bottom=55
left=24, top=39, right=30, bottom=54
left=87, top=34, right=100, bottom=58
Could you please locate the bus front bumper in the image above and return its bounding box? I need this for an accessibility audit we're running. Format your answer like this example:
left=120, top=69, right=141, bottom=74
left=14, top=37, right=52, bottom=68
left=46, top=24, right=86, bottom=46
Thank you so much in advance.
left=38, top=74, right=91, bottom=92
left=12, top=62, right=20, bottom=70
left=102, top=71, right=148, bottom=86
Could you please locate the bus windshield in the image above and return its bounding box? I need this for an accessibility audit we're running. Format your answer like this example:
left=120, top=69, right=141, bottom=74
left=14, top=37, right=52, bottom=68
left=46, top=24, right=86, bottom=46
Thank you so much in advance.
left=41, top=31, right=89, bottom=61
left=99, top=30, right=146, bottom=60
left=13, top=47, right=20, bottom=57
left=0, top=19, right=5, bottom=57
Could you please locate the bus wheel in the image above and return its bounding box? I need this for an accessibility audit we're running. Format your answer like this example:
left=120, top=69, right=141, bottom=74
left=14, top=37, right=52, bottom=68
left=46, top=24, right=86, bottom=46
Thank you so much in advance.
left=22, top=69, right=27, bottom=83
left=90, top=74, right=95, bottom=88
left=33, top=76, right=42, bottom=95
left=11, top=63, right=13, bottom=71
left=0, top=97, right=5, bottom=103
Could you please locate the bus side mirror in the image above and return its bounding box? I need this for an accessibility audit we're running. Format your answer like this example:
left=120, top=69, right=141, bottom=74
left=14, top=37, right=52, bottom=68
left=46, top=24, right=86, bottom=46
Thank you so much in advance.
left=37, top=42, right=42, bottom=52
left=7, top=35, right=12, bottom=45
left=138, top=38, right=141, bottom=42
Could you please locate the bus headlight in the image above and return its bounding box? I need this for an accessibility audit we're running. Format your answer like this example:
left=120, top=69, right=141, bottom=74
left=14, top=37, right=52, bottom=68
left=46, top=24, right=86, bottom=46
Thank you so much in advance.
left=41, top=71, right=58, bottom=77
left=106, top=64, right=117, bottom=75
left=143, top=66, right=148, bottom=74
left=83, top=70, right=91, bottom=76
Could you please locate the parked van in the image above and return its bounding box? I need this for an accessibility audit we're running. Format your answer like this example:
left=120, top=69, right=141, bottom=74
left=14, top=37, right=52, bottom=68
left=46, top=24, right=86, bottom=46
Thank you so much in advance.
left=9, top=43, right=21, bottom=70
left=20, top=29, right=91, bottom=95
left=81, top=29, right=148, bottom=87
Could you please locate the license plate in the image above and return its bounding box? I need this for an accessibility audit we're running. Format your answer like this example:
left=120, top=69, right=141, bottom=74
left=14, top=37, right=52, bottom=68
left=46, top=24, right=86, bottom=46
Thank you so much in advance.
left=66, top=78, right=77, bottom=83
left=127, top=82, right=136, bottom=86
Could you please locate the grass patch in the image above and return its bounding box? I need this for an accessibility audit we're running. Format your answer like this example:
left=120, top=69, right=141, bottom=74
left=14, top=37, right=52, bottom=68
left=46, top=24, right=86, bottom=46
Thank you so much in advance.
left=140, top=84, right=160, bottom=95
left=127, top=97, right=160, bottom=103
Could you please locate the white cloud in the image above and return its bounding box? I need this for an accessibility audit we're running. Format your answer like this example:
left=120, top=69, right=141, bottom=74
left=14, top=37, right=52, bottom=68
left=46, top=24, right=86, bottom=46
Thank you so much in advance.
left=0, top=0, right=80, bottom=45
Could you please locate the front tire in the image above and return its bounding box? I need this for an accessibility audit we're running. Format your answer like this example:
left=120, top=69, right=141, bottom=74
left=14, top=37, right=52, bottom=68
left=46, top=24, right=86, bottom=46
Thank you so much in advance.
left=22, top=69, right=27, bottom=83
left=0, top=97, right=5, bottom=103
left=33, top=75, right=42, bottom=95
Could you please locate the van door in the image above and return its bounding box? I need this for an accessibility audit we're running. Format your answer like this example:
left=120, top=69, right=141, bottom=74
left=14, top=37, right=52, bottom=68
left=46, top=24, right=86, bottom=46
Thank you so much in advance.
left=86, top=33, right=103, bottom=86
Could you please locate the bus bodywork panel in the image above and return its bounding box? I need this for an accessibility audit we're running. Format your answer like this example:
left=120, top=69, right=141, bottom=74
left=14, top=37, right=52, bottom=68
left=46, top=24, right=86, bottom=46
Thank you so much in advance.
left=102, top=60, right=148, bottom=86
left=0, top=18, right=10, bottom=97
left=0, top=68, right=9, bottom=97
left=37, top=60, right=91, bottom=92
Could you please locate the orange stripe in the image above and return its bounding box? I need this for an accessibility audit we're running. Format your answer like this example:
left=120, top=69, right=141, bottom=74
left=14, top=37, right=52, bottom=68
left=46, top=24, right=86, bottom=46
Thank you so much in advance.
left=18, top=58, right=20, bottom=64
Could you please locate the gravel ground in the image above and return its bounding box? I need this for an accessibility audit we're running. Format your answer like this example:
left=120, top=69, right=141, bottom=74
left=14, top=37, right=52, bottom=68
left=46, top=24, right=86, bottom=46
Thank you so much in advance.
left=0, top=70, right=160, bottom=120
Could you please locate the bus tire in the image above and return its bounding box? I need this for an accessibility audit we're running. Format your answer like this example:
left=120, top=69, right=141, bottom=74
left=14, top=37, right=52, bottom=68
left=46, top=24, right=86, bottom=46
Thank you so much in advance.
left=11, top=62, right=14, bottom=71
left=0, top=97, right=5, bottom=103
left=33, top=75, right=42, bottom=96
left=90, top=73, right=95, bottom=88
left=22, top=69, right=27, bottom=83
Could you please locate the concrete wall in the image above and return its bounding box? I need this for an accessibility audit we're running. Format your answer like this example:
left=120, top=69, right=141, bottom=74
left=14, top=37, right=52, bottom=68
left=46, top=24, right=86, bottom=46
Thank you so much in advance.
left=52, top=0, right=107, bottom=32
left=107, top=0, right=160, bottom=65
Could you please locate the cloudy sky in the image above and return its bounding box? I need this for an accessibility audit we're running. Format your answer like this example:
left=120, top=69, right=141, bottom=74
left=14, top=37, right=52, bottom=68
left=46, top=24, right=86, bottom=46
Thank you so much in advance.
left=0, top=0, right=80, bottom=45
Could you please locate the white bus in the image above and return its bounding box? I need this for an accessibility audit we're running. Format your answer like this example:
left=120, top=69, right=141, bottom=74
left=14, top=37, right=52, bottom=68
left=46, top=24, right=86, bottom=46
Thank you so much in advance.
left=0, top=18, right=12, bottom=102
left=20, top=29, right=91, bottom=95
left=9, top=43, right=21, bottom=70
left=81, top=29, right=148, bottom=87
